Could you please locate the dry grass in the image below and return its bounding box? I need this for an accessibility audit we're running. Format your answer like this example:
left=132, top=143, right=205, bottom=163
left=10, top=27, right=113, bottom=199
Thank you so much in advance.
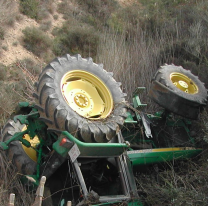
left=1, top=0, right=208, bottom=205
left=22, top=26, right=52, bottom=58
left=0, top=154, right=35, bottom=206
left=0, top=0, right=18, bottom=45
left=0, top=0, right=18, bottom=27
left=0, top=59, right=39, bottom=205
left=96, top=0, right=208, bottom=110
left=96, top=26, right=174, bottom=111
left=135, top=154, right=208, bottom=206
left=0, top=60, right=40, bottom=128
left=53, top=22, right=99, bottom=57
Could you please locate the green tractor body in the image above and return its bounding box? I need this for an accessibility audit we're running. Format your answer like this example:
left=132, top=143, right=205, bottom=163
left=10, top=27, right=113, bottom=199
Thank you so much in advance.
left=0, top=93, right=202, bottom=206
left=0, top=55, right=206, bottom=206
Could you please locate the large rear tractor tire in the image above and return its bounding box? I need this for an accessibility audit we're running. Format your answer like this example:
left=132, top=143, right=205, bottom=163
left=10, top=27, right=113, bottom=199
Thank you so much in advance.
left=149, top=64, right=207, bottom=119
left=34, top=54, right=127, bottom=142
left=1, top=119, right=39, bottom=175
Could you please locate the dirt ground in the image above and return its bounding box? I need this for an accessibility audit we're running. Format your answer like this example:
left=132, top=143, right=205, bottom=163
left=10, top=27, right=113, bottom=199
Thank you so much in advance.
left=0, top=1, right=65, bottom=66
left=0, top=0, right=136, bottom=66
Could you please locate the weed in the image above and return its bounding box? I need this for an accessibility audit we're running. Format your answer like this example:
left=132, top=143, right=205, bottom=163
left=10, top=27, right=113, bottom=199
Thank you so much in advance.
left=12, top=41, right=18, bottom=47
left=58, top=0, right=81, bottom=20
left=6, top=17, right=15, bottom=27
left=0, top=27, right=5, bottom=40
left=16, top=14, right=24, bottom=22
left=39, top=21, right=52, bottom=32
left=37, top=7, right=50, bottom=20
left=19, top=0, right=39, bottom=20
left=40, top=0, right=55, bottom=14
left=0, top=154, right=35, bottom=205
left=2, top=45, right=8, bottom=51
left=0, top=64, right=7, bottom=81
left=77, top=0, right=118, bottom=22
left=18, top=58, right=41, bottom=76
left=0, top=0, right=18, bottom=27
left=53, top=23, right=99, bottom=57
left=22, top=26, right=52, bottom=57
left=53, top=14, right=59, bottom=20
left=135, top=156, right=208, bottom=206
left=19, top=0, right=55, bottom=21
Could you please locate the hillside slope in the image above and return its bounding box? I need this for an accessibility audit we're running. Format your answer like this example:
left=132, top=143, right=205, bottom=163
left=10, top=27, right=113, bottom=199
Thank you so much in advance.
left=0, top=0, right=208, bottom=205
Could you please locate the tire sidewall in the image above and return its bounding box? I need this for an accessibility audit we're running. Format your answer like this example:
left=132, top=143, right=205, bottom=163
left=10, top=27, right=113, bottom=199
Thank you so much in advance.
left=158, top=65, right=207, bottom=103
left=2, top=120, right=37, bottom=175
left=51, top=57, right=125, bottom=122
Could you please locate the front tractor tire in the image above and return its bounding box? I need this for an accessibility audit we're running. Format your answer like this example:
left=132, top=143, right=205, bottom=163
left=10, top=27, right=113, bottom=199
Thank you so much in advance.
left=2, top=119, right=38, bottom=175
left=149, top=64, right=207, bottom=119
left=34, top=54, right=127, bottom=143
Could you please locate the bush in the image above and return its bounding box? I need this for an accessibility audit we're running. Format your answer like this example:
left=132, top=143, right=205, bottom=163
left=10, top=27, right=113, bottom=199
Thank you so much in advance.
left=0, top=27, right=5, bottom=40
left=19, top=0, right=39, bottom=20
left=53, top=23, right=99, bottom=57
left=0, top=0, right=18, bottom=27
left=0, top=64, right=7, bottom=81
left=2, top=45, right=8, bottom=51
left=58, top=0, right=78, bottom=20
left=77, top=0, right=118, bottom=22
left=37, top=7, right=50, bottom=20
left=19, top=0, right=55, bottom=21
left=18, top=58, right=41, bottom=76
left=39, top=21, right=52, bottom=32
left=0, top=154, right=35, bottom=205
left=22, top=26, right=52, bottom=57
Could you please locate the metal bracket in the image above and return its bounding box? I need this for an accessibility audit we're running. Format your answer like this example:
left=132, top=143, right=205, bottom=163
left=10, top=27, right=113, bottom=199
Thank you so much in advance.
left=140, top=112, right=153, bottom=138
left=0, top=130, right=29, bottom=151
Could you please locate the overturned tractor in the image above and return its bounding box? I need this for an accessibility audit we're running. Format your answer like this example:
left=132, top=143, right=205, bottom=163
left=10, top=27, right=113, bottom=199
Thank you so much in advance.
left=0, top=54, right=207, bottom=206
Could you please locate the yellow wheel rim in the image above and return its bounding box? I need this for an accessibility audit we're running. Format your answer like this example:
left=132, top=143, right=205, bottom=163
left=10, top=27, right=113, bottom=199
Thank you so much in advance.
left=61, top=70, right=113, bottom=119
left=170, top=72, right=198, bottom=94
left=21, top=125, right=40, bottom=162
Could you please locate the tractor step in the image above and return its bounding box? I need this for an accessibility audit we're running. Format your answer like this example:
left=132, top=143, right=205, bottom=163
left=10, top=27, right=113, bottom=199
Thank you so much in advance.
left=132, top=87, right=147, bottom=110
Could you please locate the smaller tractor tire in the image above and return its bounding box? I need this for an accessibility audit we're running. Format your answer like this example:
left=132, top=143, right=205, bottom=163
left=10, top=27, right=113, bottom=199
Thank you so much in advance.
left=149, top=64, right=207, bottom=119
left=2, top=119, right=37, bottom=175
left=34, top=54, right=127, bottom=143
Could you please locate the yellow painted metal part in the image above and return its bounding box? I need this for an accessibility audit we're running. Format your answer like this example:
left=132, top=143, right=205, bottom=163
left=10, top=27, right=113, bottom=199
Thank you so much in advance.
left=170, top=72, right=198, bottom=94
left=128, top=147, right=201, bottom=154
left=21, top=125, right=40, bottom=162
left=61, top=70, right=113, bottom=119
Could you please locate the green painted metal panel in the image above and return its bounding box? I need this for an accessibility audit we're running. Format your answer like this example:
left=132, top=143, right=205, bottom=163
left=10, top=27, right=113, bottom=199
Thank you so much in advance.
left=61, top=131, right=129, bottom=157
left=127, top=147, right=202, bottom=166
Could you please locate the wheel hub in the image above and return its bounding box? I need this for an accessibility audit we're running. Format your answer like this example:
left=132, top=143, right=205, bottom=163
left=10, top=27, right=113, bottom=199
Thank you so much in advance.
left=178, top=80, right=189, bottom=91
left=74, top=94, right=89, bottom=107
left=61, top=70, right=113, bottom=119
left=170, top=72, right=198, bottom=94
left=21, top=125, right=39, bottom=162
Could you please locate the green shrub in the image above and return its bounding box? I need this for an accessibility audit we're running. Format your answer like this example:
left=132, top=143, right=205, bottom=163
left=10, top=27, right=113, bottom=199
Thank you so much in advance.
left=53, top=24, right=99, bottom=57
left=2, top=45, right=8, bottom=51
left=106, top=13, right=124, bottom=33
left=22, top=26, right=52, bottom=57
left=37, top=7, right=50, bottom=20
left=5, top=17, right=15, bottom=26
left=12, top=41, right=18, bottom=47
left=39, top=21, right=52, bottom=32
left=77, top=0, right=118, bottom=22
left=0, top=64, right=7, bottom=81
left=0, top=0, right=18, bottom=28
left=19, top=58, right=41, bottom=75
left=40, top=0, right=55, bottom=14
left=19, top=0, right=55, bottom=21
left=16, top=14, right=24, bottom=22
left=58, top=0, right=80, bottom=20
left=19, top=0, right=39, bottom=20
left=0, top=27, right=5, bottom=40
left=53, top=14, right=58, bottom=20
